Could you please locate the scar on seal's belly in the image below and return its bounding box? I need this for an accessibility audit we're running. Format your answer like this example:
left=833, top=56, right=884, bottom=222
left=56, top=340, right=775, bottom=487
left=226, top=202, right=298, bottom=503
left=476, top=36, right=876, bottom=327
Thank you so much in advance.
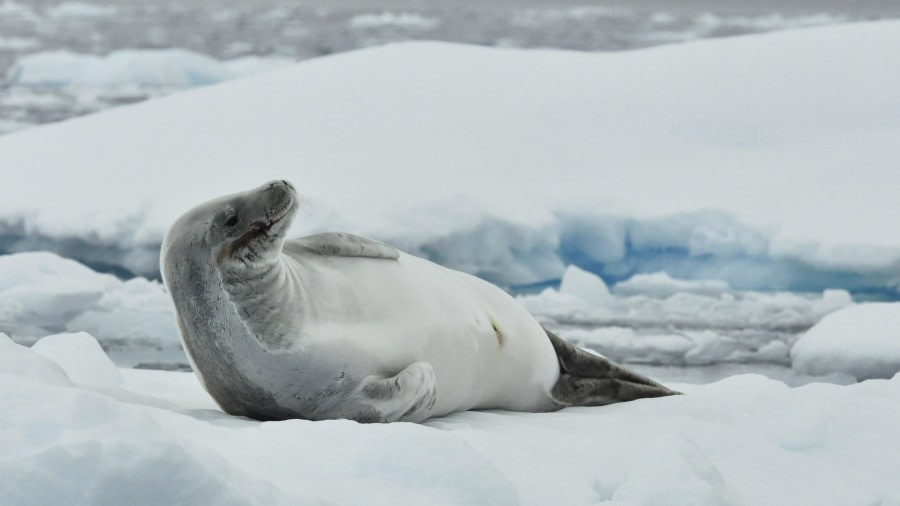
left=490, top=319, right=504, bottom=346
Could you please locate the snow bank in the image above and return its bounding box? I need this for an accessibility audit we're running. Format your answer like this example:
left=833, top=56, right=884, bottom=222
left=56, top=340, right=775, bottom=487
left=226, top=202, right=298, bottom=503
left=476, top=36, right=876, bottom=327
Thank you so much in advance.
left=0, top=332, right=72, bottom=386
left=31, top=332, right=122, bottom=386
left=1, top=22, right=899, bottom=296
left=791, top=303, right=900, bottom=380
left=0, top=251, right=178, bottom=343
left=2, top=336, right=900, bottom=505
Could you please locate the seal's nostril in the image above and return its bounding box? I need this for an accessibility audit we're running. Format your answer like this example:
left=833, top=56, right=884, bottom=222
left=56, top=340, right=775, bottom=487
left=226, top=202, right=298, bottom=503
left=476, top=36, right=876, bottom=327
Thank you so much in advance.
left=281, top=180, right=294, bottom=191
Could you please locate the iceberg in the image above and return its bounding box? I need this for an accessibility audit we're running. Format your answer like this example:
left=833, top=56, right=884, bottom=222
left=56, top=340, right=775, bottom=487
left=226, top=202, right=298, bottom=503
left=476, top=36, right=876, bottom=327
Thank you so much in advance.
left=1, top=22, right=898, bottom=298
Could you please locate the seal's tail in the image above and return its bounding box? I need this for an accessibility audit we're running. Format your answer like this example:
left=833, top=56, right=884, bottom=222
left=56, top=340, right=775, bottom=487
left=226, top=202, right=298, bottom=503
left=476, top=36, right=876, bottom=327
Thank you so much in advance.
left=544, top=327, right=681, bottom=407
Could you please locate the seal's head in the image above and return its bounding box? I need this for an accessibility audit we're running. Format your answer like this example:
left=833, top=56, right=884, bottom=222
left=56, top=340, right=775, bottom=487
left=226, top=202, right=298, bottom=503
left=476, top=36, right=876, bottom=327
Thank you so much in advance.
left=162, top=179, right=298, bottom=278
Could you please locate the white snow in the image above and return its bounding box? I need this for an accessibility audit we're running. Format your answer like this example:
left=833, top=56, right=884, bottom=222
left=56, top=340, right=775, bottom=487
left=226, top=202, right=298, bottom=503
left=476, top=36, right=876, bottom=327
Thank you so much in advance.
left=31, top=331, right=122, bottom=386
left=222, top=55, right=294, bottom=77
left=0, top=22, right=898, bottom=295
left=0, top=251, right=178, bottom=343
left=792, top=303, right=900, bottom=380
left=1, top=333, right=900, bottom=505
left=0, top=332, right=71, bottom=386
left=0, top=119, right=28, bottom=135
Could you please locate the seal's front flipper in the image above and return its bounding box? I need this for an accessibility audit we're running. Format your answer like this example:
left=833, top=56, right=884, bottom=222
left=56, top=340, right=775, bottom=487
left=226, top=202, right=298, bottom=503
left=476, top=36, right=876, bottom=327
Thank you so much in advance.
left=358, top=361, right=437, bottom=423
left=544, top=328, right=680, bottom=407
left=285, top=232, right=400, bottom=260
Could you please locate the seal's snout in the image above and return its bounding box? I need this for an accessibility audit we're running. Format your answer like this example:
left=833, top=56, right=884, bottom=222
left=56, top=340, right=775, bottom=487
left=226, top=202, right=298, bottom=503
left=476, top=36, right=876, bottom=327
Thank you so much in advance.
left=265, top=179, right=295, bottom=193
left=253, top=179, right=298, bottom=239
left=261, top=180, right=297, bottom=214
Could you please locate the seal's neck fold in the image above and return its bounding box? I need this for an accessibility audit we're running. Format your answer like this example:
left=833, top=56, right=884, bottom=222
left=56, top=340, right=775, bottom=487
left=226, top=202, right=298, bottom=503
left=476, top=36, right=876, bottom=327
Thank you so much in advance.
left=219, top=256, right=301, bottom=350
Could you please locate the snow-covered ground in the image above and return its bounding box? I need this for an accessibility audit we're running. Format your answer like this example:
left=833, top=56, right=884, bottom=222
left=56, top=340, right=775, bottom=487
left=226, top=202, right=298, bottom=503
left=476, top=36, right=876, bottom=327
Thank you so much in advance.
left=2, top=332, right=900, bottom=505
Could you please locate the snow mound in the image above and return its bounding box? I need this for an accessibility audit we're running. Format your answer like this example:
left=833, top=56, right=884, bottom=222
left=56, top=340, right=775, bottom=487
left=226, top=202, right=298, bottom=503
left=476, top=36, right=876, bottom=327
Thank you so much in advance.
left=0, top=251, right=178, bottom=343
left=3, top=340, right=900, bottom=505
left=0, top=372, right=297, bottom=505
left=32, top=332, right=122, bottom=386
left=791, top=303, right=900, bottom=380
left=0, top=332, right=72, bottom=386
left=558, top=264, right=610, bottom=306
left=612, top=435, right=739, bottom=505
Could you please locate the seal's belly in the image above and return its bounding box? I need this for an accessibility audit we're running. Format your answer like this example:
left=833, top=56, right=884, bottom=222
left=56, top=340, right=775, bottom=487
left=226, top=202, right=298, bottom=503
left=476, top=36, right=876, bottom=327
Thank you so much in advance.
left=289, top=253, right=560, bottom=415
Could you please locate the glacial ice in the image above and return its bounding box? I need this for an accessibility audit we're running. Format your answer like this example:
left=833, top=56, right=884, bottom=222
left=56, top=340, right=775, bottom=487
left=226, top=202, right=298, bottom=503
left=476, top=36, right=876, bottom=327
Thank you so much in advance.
left=0, top=22, right=898, bottom=298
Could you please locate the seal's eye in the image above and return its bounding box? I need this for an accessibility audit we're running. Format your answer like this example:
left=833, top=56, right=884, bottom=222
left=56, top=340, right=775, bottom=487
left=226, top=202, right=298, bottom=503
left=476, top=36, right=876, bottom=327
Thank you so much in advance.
left=224, top=215, right=238, bottom=227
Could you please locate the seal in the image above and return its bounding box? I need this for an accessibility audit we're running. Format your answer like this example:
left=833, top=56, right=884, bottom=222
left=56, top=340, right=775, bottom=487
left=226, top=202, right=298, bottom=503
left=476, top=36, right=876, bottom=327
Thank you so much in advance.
left=161, top=180, right=678, bottom=422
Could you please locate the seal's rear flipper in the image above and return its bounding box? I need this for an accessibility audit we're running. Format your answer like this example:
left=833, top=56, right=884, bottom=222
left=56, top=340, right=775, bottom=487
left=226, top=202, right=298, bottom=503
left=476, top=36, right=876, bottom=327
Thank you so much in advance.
left=358, top=361, right=437, bottom=423
left=544, top=328, right=680, bottom=407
